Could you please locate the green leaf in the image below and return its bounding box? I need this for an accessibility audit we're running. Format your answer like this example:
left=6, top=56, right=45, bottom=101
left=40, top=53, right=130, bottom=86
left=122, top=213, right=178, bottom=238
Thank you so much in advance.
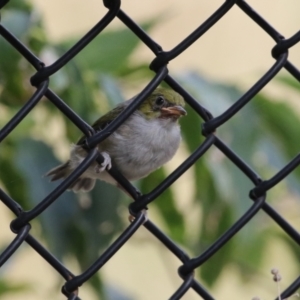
left=254, top=94, right=300, bottom=158
left=57, top=21, right=155, bottom=75
left=140, top=167, right=185, bottom=243
left=0, top=0, right=31, bottom=12
left=177, top=72, right=287, bottom=285
left=14, top=138, right=77, bottom=257
left=74, top=181, right=126, bottom=268
left=0, top=279, right=30, bottom=295
left=253, top=94, right=300, bottom=194
left=14, top=138, right=126, bottom=266
left=1, top=10, right=31, bottom=38
left=98, top=73, right=125, bottom=108
left=198, top=203, right=234, bottom=286
left=180, top=105, right=203, bottom=152
left=0, top=140, right=28, bottom=209
left=276, top=75, right=300, bottom=92
left=233, top=222, right=270, bottom=281
left=0, top=8, right=45, bottom=104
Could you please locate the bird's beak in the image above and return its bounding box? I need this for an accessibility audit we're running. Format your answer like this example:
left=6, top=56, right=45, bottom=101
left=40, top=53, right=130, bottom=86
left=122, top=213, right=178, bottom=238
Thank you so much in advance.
left=161, top=106, right=187, bottom=118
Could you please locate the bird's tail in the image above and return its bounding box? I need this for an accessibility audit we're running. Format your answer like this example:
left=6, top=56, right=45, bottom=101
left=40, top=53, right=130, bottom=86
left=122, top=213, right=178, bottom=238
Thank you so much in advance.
left=45, top=162, right=71, bottom=181
left=45, top=162, right=96, bottom=192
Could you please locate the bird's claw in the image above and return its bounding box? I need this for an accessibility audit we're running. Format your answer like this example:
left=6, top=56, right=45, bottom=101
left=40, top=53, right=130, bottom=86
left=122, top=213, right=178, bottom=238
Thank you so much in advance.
left=95, top=152, right=112, bottom=173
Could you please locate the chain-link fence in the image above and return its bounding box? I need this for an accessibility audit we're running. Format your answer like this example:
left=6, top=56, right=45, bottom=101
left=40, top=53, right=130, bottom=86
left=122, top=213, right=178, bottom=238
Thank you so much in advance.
left=0, top=0, right=300, bottom=299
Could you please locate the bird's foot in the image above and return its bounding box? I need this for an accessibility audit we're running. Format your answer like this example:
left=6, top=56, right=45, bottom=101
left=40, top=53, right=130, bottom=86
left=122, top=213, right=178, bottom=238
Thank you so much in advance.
left=95, top=151, right=112, bottom=173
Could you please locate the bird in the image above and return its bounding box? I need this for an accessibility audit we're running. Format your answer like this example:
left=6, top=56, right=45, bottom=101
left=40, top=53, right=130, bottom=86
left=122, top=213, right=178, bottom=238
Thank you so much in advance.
left=45, top=88, right=187, bottom=193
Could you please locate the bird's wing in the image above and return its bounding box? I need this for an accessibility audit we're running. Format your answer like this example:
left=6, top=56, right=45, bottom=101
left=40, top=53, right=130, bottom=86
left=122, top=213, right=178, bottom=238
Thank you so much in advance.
left=76, top=104, right=125, bottom=145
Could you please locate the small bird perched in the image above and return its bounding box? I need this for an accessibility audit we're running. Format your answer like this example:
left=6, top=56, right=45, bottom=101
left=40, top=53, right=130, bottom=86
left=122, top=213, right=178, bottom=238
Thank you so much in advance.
left=46, top=88, right=187, bottom=192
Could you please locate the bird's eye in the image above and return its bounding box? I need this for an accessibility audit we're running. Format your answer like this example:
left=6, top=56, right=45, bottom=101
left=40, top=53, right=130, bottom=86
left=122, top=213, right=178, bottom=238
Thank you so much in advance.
left=155, top=96, right=165, bottom=106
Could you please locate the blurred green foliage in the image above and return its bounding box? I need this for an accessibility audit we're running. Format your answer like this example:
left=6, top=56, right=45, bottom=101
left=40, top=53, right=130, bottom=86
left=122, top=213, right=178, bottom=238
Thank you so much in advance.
left=1, top=1, right=300, bottom=299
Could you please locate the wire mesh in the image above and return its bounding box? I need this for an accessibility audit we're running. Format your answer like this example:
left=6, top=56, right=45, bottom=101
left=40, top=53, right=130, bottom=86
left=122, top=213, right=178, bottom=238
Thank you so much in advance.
left=0, top=0, right=300, bottom=299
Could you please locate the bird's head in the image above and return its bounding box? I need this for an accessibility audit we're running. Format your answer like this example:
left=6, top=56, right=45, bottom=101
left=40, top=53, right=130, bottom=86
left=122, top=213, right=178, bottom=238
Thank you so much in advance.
left=138, top=88, right=187, bottom=121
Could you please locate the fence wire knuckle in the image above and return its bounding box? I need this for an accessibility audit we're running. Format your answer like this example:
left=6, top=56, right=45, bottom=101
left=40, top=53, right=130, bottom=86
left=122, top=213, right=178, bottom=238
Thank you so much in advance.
left=0, top=0, right=299, bottom=299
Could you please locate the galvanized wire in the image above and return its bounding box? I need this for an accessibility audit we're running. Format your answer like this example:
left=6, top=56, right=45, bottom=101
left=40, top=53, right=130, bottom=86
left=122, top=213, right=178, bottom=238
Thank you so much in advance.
left=0, top=0, right=300, bottom=299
